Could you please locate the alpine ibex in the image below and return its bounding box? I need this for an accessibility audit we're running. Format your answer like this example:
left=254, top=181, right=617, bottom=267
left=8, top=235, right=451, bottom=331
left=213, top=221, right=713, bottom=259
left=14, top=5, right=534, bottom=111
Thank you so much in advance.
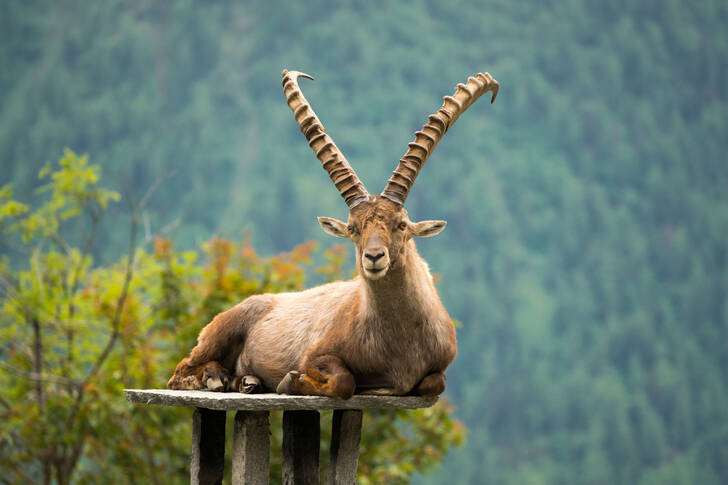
left=168, top=69, right=499, bottom=398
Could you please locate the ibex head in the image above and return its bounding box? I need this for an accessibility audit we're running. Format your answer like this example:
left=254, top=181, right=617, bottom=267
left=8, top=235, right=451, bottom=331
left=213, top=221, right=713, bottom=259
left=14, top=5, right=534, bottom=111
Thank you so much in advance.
left=282, top=69, right=498, bottom=281
left=317, top=197, right=445, bottom=280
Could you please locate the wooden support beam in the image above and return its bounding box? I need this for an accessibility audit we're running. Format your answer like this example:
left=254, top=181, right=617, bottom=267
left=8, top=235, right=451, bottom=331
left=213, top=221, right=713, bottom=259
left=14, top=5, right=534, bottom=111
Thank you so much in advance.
left=232, top=411, right=270, bottom=485
left=191, top=408, right=226, bottom=485
left=282, top=410, right=320, bottom=485
left=328, top=409, right=363, bottom=485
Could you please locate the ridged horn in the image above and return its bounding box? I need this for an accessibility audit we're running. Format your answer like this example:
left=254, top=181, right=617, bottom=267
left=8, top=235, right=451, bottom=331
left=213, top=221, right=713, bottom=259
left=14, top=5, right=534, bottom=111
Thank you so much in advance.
left=282, top=69, right=370, bottom=208
left=381, top=71, right=499, bottom=206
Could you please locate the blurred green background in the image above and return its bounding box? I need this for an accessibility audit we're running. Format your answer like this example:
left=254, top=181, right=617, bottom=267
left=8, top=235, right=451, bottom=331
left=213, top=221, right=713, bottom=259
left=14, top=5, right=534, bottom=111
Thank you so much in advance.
left=2, top=0, right=727, bottom=483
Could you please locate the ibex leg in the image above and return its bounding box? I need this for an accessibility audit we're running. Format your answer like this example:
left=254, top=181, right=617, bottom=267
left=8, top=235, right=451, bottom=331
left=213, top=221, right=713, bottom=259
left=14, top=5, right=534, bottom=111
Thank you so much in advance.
left=277, top=355, right=356, bottom=399
left=411, top=371, right=446, bottom=397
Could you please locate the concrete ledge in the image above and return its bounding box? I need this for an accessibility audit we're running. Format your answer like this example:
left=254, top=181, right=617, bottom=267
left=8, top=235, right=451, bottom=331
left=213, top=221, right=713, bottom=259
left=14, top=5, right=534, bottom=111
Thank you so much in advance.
left=124, top=389, right=438, bottom=411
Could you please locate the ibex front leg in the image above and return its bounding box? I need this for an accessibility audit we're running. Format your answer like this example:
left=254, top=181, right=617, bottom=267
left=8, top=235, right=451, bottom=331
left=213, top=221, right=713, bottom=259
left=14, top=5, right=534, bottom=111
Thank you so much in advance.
left=168, top=297, right=272, bottom=392
left=277, top=355, right=356, bottom=399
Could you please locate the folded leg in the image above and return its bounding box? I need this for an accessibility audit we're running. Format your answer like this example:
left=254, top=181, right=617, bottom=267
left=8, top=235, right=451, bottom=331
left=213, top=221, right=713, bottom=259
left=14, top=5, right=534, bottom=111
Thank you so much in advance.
left=276, top=355, right=356, bottom=400
left=167, top=360, right=230, bottom=391
left=411, top=371, right=446, bottom=397
left=168, top=297, right=272, bottom=391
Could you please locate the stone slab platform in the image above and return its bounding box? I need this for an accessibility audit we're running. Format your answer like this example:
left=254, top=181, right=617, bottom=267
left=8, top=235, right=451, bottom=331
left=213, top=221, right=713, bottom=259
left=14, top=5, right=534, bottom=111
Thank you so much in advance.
left=124, top=389, right=438, bottom=411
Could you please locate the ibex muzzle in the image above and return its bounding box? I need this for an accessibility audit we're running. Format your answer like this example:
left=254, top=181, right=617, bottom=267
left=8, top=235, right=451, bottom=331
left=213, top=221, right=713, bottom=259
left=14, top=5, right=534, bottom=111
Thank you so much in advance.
left=362, top=232, right=388, bottom=278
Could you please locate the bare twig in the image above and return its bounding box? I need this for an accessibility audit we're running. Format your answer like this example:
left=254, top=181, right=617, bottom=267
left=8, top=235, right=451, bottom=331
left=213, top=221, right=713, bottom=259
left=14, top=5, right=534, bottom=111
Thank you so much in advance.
left=142, top=211, right=151, bottom=242
left=49, top=232, right=71, bottom=255
left=32, top=318, right=44, bottom=410
left=140, top=217, right=181, bottom=248
left=31, top=248, right=46, bottom=302
left=138, top=169, right=175, bottom=211
left=0, top=361, right=81, bottom=388
left=0, top=272, right=19, bottom=299
left=80, top=202, right=101, bottom=260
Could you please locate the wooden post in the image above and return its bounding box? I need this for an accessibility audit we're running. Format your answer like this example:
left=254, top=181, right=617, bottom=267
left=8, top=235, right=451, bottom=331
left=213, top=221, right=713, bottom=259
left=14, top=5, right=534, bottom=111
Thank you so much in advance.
left=232, top=411, right=270, bottom=485
left=191, top=408, right=226, bottom=485
left=282, top=410, right=320, bottom=485
left=328, top=409, right=363, bottom=485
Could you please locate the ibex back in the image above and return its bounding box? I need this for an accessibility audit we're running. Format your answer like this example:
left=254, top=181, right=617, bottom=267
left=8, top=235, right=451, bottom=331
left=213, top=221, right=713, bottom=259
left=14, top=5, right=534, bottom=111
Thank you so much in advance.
left=168, top=69, right=499, bottom=399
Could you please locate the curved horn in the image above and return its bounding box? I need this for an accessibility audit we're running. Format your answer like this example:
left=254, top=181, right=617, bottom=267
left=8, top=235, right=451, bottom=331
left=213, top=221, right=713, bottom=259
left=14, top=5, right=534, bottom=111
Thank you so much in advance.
left=282, top=69, right=370, bottom=208
left=381, top=71, right=499, bottom=206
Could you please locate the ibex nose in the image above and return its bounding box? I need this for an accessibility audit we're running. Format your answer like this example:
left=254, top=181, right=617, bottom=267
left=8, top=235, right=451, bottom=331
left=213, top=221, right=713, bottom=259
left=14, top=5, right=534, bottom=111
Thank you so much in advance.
left=365, top=251, right=385, bottom=263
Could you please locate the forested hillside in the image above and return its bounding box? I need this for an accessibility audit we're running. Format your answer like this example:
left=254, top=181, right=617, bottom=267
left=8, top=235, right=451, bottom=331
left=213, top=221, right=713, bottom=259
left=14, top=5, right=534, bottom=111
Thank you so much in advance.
left=2, top=0, right=727, bottom=483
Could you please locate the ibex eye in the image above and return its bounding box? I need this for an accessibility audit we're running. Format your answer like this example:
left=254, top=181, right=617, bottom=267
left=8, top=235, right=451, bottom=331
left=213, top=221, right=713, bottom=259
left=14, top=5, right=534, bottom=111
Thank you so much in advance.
left=398, top=222, right=407, bottom=231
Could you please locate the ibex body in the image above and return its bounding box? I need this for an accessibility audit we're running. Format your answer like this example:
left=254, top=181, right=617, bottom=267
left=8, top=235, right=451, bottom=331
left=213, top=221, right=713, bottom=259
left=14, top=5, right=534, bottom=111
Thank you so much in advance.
left=168, top=69, right=498, bottom=398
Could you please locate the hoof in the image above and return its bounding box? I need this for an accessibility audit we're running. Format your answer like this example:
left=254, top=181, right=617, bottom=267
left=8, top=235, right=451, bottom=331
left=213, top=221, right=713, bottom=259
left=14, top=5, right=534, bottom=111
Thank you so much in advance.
left=206, top=377, right=224, bottom=391
left=276, top=371, right=301, bottom=394
left=201, top=363, right=231, bottom=392
left=237, top=375, right=262, bottom=394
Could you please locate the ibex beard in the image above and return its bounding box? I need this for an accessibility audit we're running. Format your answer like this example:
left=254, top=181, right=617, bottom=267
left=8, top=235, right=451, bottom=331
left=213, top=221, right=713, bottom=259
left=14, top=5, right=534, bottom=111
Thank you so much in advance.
left=168, top=69, right=498, bottom=399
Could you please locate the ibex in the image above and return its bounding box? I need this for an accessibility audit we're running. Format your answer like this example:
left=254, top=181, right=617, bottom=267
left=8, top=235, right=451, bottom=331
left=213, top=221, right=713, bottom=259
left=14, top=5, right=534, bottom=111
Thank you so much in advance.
left=168, top=69, right=498, bottom=398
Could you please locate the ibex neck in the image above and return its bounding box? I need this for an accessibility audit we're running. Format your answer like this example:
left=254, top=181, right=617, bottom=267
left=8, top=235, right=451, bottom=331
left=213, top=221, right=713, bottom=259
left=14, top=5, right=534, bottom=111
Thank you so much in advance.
left=360, top=241, right=440, bottom=321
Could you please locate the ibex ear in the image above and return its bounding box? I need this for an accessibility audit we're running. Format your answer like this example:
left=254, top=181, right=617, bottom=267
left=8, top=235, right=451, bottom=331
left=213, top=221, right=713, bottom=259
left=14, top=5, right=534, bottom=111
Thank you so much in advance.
left=318, top=217, right=349, bottom=238
left=410, top=220, right=447, bottom=238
